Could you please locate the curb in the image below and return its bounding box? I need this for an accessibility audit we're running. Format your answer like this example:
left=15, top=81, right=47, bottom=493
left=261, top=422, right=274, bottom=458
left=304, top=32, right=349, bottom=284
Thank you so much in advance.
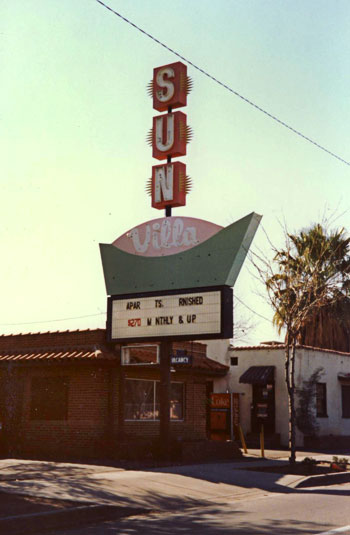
left=0, top=503, right=149, bottom=535
left=294, top=471, right=350, bottom=489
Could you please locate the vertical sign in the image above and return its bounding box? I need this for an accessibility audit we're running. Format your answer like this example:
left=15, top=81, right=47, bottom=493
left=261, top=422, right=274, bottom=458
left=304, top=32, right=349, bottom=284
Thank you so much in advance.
left=147, top=62, right=193, bottom=212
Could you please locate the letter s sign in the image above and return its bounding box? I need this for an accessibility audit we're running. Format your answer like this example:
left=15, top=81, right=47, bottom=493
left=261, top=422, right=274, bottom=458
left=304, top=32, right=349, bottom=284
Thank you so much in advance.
left=156, top=67, right=175, bottom=103
left=153, top=62, right=188, bottom=112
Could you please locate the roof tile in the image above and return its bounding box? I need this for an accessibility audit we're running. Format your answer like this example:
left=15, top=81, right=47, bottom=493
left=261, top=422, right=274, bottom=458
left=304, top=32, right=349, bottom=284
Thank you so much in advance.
left=0, top=346, right=116, bottom=362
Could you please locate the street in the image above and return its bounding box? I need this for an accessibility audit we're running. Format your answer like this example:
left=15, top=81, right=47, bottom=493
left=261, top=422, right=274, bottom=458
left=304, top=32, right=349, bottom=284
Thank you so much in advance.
left=0, top=453, right=349, bottom=535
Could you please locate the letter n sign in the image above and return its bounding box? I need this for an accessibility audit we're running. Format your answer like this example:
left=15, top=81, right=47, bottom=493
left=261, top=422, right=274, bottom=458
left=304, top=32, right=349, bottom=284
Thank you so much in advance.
left=151, top=161, right=186, bottom=210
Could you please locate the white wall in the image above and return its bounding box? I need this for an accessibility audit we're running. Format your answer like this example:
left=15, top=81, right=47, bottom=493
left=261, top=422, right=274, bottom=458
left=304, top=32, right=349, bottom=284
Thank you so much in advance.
left=204, top=339, right=231, bottom=365
left=213, top=345, right=350, bottom=447
left=214, top=346, right=290, bottom=445
left=296, top=347, right=350, bottom=438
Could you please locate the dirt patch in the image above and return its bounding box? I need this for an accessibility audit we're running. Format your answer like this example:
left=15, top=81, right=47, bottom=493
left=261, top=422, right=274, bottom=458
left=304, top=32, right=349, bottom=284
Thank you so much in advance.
left=0, top=492, right=83, bottom=519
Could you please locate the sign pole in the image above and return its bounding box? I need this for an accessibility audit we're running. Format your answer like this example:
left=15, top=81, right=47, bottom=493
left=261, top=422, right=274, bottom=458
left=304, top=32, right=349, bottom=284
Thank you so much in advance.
left=159, top=340, right=172, bottom=458
left=165, top=109, right=172, bottom=218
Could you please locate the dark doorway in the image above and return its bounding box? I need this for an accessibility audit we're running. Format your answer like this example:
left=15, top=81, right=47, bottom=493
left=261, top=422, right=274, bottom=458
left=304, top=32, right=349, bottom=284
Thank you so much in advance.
left=251, top=383, right=275, bottom=434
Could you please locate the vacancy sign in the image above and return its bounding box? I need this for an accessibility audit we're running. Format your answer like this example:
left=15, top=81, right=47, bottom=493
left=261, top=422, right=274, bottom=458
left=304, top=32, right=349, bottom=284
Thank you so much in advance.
left=108, top=287, right=233, bottom=342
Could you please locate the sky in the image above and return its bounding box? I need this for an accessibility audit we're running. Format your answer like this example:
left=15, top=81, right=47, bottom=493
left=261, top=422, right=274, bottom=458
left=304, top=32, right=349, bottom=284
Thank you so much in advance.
left=1, top=0, right=350, bottom=344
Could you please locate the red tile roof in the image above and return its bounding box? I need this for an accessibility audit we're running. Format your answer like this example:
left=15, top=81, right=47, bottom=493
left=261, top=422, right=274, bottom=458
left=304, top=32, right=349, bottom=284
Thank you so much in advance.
left=173, top=353, right=228, bottom=375
left=0, top=346, right=116, bottom=362
left=230, top=344, right=285, bottom=351
left=0, top=328, right=228, bottom=373
left=0, top=329, right=116, bottom=362
left=0, top=329, right=106, bottom=351
left=230, top=343, right=350, bottom=357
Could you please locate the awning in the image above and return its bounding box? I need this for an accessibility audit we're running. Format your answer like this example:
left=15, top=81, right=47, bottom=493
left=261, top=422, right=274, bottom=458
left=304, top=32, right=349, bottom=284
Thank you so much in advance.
left=338, top=373, right=350, bottom=384
left=239, top=366, right=275, bottom=385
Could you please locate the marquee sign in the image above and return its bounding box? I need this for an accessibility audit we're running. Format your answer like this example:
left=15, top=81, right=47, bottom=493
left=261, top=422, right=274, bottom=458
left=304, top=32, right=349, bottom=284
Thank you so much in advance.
left=100, top=62, right=262, bottom=343
left=107, top=287, right=233, bottom=342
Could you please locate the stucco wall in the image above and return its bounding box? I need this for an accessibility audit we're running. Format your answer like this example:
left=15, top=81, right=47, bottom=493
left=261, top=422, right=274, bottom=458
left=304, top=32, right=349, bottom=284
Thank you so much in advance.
left=214, top=347, right=290, bottom=445
left=295, top=347, right=350, bottom=439
left=213, top=345, right=350, bottom=447
left=205, top=340, right=231, bottom=366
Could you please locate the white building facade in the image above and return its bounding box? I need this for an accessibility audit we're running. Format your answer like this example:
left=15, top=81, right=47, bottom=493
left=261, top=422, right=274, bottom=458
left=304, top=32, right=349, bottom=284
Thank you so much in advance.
left=206, top=342, right=350, bottom=448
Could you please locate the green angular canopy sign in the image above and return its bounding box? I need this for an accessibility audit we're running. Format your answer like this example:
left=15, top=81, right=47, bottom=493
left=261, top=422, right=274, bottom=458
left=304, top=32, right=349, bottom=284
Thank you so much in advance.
left=100, top=212, right=261, bottom=296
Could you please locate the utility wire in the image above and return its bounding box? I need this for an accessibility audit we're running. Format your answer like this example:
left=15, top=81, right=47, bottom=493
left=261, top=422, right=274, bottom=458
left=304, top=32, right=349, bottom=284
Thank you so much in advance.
left=1, top=298, right=269, bottom=327
left=0, top=312, right=106, bottom=326
left=1, top=299, right=269, bottom=327
left=95, top=0, right=350, bottom=168
left=235, top=295, right=271, bottom=322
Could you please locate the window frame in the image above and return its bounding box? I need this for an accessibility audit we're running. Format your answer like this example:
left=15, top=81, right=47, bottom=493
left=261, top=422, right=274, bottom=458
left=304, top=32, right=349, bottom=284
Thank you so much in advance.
left=121, top=345, right=160, bottom=365
left=124, top=378, right=184, bottom=422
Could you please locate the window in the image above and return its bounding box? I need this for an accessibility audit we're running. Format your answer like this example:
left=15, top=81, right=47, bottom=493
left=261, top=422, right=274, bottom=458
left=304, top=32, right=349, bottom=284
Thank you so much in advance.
left=342, top=385, right=350, bottom=418
left=30, top=377, right=69, bottom=420
left=230, top=357, right=238, bottom=366
left=316, top=383, right=327, bottom=417
left=121, top=345, right=159, bottom=365
left=124, top=379, right=184, bottom=421
left=170, top=382, right=184, bottom=420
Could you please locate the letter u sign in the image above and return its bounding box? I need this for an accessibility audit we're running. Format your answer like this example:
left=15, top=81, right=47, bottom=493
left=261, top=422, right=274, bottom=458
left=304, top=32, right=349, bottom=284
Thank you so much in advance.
left=152, top=111, right=187, bottom=160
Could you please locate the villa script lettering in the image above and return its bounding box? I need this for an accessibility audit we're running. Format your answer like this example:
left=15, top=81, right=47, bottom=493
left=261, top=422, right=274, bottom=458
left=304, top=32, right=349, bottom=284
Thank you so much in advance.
left=128, top=218, right=199, bottom=254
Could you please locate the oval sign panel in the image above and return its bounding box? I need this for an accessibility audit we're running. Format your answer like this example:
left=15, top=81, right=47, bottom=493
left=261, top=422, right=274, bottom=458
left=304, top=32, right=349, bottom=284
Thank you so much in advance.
left=112, top=217, right=223, bottom=257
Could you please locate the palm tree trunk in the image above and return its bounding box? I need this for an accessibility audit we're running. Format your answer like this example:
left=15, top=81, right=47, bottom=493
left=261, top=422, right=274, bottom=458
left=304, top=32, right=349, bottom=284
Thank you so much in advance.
left=285, top=330, right=296, bottom=464
left=289, top=338, right=297, bottom=464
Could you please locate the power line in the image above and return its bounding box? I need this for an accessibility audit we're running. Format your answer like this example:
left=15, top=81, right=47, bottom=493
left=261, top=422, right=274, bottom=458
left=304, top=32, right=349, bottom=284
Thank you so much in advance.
left=0, top=312, right=106, bottom=327
left=2, top=300, right=269, bottom=327
left=235, top=295, right=271, bottom=322
left=95, top=0, right=350, bottom=168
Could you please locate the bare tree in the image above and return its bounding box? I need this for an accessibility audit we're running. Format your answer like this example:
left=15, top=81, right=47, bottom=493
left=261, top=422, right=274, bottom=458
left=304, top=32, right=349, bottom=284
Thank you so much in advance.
left=251, top=223, right=350, bottom=463
left=232, top=295, right=258, bottom=344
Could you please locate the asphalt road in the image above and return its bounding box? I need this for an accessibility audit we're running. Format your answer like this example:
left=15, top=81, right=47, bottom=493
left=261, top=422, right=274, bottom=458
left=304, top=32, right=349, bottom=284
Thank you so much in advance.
left=40, top=483, right=350, bottom=535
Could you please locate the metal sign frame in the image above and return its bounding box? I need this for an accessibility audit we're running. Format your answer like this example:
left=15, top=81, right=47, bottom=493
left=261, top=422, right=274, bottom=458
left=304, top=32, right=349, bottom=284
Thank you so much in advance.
left=107, top=285, right=233, bottom=343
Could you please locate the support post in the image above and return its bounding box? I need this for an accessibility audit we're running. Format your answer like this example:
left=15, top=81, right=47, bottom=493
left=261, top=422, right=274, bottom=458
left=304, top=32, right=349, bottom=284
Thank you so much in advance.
left=159, top=340, right=172, bottom=458
left=117, top=367, right=125, bottom=441
left=238, top=424, right=248, bottom=454
left=260, top=424, right=265, bottom=458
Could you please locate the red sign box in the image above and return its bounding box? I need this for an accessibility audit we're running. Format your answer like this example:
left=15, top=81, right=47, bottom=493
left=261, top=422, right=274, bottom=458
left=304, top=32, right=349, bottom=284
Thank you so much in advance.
left=152, top=111, right=187, bottom=160
left=210, top=393, right=231, bottom=409
left=151, top=161, right=187, bottom=210
left=153, top=62, right=187, bottom=112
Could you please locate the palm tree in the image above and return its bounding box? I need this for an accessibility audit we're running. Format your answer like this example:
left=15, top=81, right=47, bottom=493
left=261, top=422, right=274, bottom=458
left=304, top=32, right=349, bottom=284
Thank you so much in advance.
left=262, top=224, right=350, bottom=462
left=270, top=224, right=350, bottom=337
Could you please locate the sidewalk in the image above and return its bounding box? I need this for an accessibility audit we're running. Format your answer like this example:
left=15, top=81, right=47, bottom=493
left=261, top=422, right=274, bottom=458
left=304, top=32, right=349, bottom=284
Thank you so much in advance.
left=0, top=450, right=349, bottom=533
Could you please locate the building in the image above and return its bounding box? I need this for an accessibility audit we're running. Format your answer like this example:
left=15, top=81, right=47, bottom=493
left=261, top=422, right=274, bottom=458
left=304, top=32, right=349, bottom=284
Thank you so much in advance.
left=0, top=328, right=233, bottom=461
left=212, top=342, right=350, bottom=448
